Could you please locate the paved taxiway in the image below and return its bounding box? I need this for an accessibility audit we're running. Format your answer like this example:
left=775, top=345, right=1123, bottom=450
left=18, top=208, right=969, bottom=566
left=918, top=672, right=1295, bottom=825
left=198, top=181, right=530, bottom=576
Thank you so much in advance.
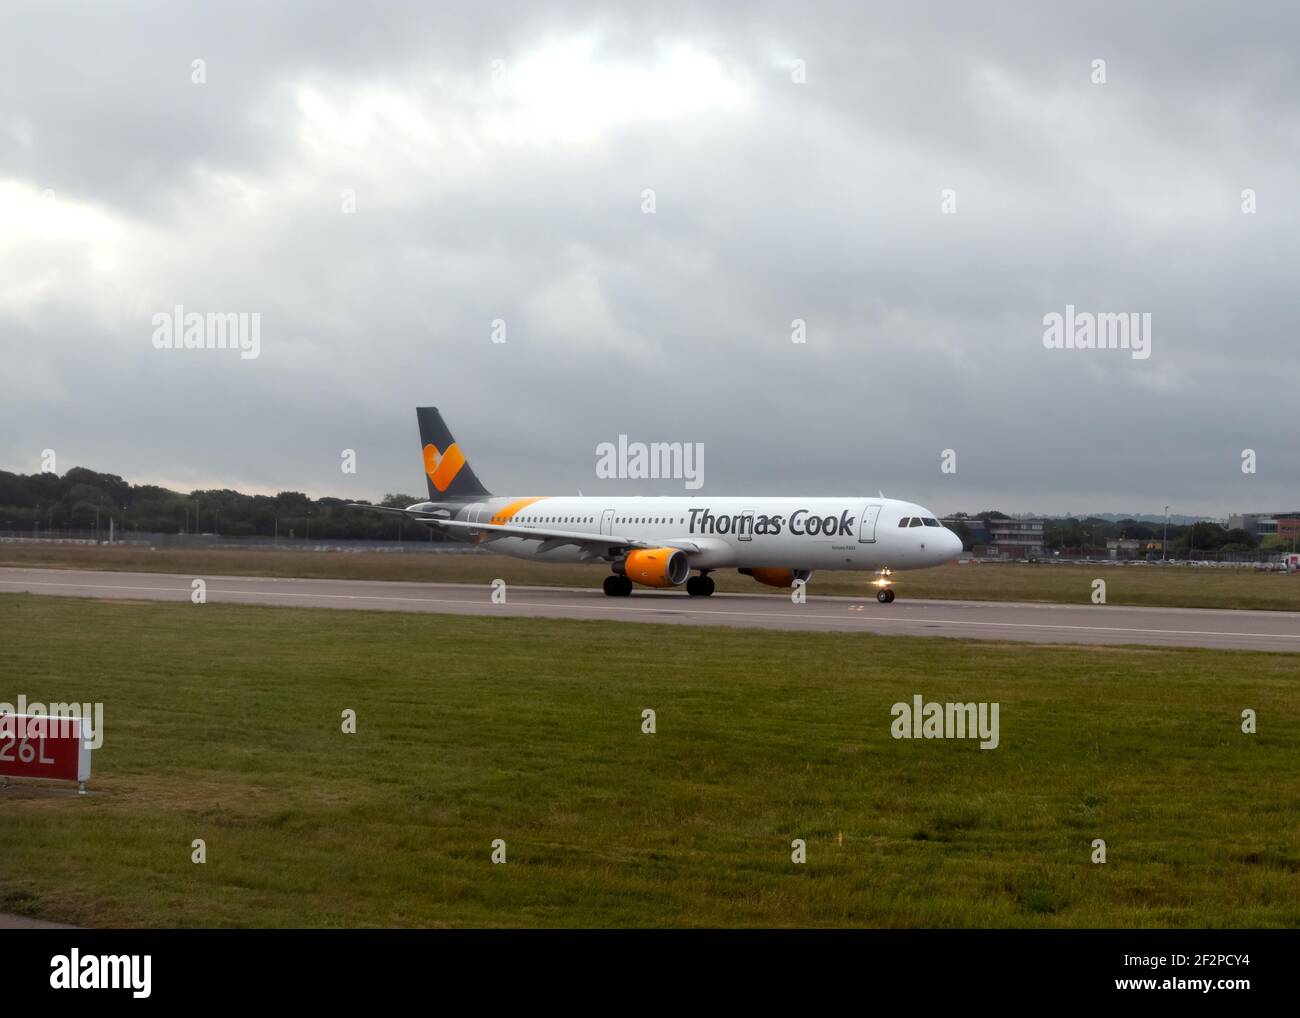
left=3, top=566, right=1299, bottom=651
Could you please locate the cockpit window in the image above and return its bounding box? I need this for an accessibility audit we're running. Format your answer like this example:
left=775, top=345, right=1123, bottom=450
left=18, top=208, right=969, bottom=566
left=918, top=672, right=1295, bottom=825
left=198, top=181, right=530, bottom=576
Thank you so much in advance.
left=909, top=517, right=923, bottom=527
left=923, top=517, right=940, bottom=527
left=898, top=517, right=912, bottom=527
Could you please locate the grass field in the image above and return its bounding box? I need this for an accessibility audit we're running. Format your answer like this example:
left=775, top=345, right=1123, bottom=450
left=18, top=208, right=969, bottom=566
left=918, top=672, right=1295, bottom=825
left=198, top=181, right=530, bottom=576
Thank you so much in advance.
left=1, top=592, right=1296, bottom=928
left=3, top=543, right=1300, bottom=611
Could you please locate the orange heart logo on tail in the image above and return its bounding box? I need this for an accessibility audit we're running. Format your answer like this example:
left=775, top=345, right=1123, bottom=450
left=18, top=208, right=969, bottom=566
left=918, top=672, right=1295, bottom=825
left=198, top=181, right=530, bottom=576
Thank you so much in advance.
left=423, top=442, right=467, bottom=493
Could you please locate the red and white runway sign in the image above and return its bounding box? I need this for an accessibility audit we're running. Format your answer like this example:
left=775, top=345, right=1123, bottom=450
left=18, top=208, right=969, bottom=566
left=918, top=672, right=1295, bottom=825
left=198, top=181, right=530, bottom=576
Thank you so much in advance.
left=0, top=714, right=92, bottom=789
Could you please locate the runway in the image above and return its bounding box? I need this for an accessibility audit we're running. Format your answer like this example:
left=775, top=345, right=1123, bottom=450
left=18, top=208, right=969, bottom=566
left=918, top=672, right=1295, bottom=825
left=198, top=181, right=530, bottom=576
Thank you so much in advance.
left=4, top=566, right=1300, bottom=651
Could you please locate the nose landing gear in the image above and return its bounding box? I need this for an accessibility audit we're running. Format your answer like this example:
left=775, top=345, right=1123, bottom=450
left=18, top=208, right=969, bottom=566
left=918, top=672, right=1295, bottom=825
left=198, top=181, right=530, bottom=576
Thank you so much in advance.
left=874, top=567, right=896, bottom=604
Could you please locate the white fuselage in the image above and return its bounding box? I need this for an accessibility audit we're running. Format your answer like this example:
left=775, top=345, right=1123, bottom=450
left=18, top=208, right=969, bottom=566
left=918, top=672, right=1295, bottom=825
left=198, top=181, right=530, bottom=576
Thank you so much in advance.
left=425, top=496, right=961, bottom=572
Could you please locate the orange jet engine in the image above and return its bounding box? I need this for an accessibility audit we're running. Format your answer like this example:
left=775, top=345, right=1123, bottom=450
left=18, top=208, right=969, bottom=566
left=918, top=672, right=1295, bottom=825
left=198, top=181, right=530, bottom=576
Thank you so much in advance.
left=622, top=548, right=691, bottom=588
left=740, top=567, right=813, bottom=588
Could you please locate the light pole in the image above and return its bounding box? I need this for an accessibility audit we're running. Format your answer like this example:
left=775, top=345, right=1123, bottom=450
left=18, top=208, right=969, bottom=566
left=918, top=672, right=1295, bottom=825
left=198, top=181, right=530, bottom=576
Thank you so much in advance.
left=1163, top=505, right=1169, bottom=562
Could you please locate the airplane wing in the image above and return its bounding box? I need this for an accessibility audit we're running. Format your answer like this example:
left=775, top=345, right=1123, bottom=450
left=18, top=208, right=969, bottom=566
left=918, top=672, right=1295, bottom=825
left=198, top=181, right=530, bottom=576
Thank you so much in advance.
left=347, top=504, right=447, bottom=520
left=346, top=503, right=704, bottom=558
left=417, top=517, right=709, bottom=556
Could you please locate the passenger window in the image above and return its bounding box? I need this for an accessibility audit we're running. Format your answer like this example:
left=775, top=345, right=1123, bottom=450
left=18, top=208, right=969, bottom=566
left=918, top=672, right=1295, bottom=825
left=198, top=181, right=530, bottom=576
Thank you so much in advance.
left=898, top=517, right=911, bottom=527
left=909, top=518, right=923, bottom=527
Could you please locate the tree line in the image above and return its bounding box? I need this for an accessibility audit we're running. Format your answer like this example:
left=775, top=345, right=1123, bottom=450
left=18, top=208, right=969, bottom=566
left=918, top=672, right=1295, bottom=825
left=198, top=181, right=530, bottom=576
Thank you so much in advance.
left=945, top=511, right=1261, bottom=555
left=0, top=467, right=436, bottom=541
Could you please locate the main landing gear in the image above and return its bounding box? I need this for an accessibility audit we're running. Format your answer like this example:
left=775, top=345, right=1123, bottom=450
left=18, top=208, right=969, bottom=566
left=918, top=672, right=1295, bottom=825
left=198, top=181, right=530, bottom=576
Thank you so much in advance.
left=603, top=571, right=714, bottom=597
left=686, top=573, right=715, bottom=597
left=603, top=575, right=633, bottom=597
left=874, top=567, right=896, bottom=604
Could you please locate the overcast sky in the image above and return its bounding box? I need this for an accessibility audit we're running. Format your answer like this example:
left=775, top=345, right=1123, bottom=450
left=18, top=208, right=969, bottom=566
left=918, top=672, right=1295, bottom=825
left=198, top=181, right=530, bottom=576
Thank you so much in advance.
left=3, top=1, right=1297, bottom=517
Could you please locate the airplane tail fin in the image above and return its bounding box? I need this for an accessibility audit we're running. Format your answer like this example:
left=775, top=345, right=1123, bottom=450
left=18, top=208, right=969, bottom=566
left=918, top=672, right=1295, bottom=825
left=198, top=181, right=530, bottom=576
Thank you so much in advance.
left=416, top=407, right=491, bottom=500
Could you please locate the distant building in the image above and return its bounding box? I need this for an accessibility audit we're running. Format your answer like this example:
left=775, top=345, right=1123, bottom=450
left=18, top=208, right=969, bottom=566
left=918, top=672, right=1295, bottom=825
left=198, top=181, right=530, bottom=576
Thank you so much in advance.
left=1276, top=515, right=1300, bottom=543
left=1106, top=538, right=1143, bottom=559
left=986, top=518, right=1045, bottom=559
left=1228, top=513, right=1274, bottom=536
left=1228, top=512, right=1300, bottom=539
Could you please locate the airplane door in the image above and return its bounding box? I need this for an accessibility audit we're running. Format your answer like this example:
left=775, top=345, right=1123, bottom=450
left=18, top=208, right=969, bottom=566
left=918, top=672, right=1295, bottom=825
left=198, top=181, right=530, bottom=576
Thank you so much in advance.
left=739, top=508, right=755, bottom=541
left=600, top=509, right=615, bottom=536
left=858, top=504, right=881, bottom=543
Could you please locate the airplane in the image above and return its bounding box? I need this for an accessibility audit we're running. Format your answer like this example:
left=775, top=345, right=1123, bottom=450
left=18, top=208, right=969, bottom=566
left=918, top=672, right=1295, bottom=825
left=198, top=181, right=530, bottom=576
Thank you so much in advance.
left=348, top=407, right=963, bottom=601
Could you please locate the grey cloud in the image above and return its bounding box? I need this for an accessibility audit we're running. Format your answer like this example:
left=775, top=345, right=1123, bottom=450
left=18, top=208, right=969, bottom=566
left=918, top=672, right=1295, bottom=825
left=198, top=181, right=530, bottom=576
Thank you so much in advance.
left=2, top=0, right=1297, bottom=517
